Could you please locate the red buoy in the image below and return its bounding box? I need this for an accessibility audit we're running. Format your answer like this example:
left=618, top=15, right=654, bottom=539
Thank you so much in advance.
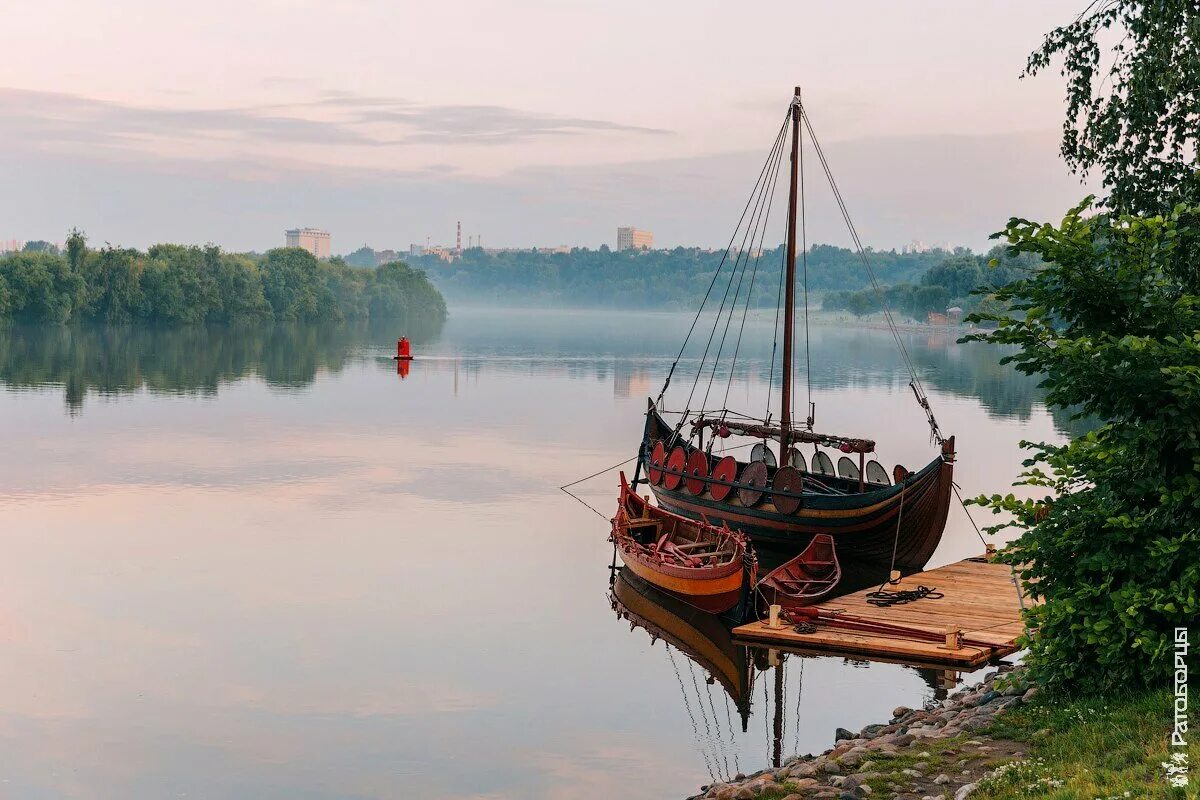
left=394, top=337, right=413, bottom=360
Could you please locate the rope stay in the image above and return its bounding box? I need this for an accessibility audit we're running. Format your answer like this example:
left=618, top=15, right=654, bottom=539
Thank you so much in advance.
left=656, top=109, right=792, bottom=408
left=799, top=106, right=945, bottom=444
left=680, top=113, right=791, bottom=434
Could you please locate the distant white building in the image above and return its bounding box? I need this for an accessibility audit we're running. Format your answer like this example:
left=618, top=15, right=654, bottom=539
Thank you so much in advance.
left=285, top=228, right=331, bottom=259
left=617, top=226, right=653, bottom=251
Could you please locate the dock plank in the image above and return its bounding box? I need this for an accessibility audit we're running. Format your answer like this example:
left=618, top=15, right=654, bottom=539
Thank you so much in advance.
left=733, top=556, right=1034, bottom=668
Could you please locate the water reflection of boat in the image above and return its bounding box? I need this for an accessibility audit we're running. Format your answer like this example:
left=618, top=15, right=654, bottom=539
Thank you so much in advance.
left=612, top=474, right=752, bottom=614
left=610, top=568, right=751, bottom=731
left=631, top=88, right=956, bottom=574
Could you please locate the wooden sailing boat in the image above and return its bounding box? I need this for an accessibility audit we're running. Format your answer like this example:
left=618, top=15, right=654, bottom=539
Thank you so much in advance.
left=633, top=87, right=956, bottom=574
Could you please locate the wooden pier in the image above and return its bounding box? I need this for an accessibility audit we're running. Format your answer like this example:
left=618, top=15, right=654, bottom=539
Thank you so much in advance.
left=733, top=557, right=1032, bottom=668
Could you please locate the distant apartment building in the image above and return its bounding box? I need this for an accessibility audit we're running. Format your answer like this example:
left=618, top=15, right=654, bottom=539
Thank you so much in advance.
left=617, top=226, right=653, bottom=251
left=1, top=238, right=25, bottom=254
left=285, top=228, right=331, bottom=259
left=374, top=249, right=398, bottom=266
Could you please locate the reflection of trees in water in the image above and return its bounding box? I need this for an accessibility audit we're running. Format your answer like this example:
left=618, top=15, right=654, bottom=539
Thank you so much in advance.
left=0, top=316, right=444, bottom=413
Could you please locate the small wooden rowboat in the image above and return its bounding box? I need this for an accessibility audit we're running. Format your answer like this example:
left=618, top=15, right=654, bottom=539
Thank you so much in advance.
left=612, top=472, right=751, bottom=614
left=756, top=533, right=841, bottom=608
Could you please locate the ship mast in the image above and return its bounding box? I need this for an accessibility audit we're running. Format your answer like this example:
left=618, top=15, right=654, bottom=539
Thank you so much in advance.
left=779, top=87, right=801, bottom=459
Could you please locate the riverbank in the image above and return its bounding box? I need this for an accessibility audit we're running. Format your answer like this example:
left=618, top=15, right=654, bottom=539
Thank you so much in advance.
left=688, top=664, right=1193, bottom=800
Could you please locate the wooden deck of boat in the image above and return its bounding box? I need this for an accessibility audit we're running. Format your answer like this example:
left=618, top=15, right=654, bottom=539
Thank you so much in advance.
left=733, top=557, right=1032, bottom=668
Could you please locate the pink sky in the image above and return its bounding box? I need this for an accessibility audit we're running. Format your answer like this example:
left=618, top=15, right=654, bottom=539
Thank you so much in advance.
left=1, top=0, right=1094, bottom=252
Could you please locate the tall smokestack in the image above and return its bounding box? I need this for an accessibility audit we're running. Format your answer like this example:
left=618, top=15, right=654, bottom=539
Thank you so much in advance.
left=456, top=221, right=462, bottom=255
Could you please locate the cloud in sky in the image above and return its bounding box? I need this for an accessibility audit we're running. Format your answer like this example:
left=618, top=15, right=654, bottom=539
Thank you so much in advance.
left=0, top=87, right=667, bottom=158
left=0, top=0, right=1094, bottom=252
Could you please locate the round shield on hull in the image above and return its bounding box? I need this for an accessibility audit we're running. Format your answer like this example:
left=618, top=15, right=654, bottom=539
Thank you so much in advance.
left=787, top=448, right=807, bottom=471
left=685, top=450, right=710, bottom=495
left=837, top=456, right=860, bottom=481
left=771, top=466, right=804, bottom=514
left=812, top=450, right=835, bottom=475
left=893, top=464, right=910, bottom=484
left=664, top=446, right=687, bottom=490
left=709, top=455, right=738, bottom=502
left=648, top=440, right=666, bottom=485
left=751, top=442, right=777, bottom=468
left=737, top=460, right=769, bottom=507
left=865, top=459, right=889, bottom=485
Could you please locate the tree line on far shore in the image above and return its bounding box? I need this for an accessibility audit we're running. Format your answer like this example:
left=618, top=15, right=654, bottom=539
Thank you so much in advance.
left=410, top=243, right=955, bottom=311
left=0, top=233, right=447, bottom=326
left=821, top=246, right=1043, bottom=320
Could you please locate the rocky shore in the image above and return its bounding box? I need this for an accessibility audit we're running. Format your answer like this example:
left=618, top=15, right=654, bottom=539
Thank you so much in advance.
left=688, top=664, right=1037, bottom=800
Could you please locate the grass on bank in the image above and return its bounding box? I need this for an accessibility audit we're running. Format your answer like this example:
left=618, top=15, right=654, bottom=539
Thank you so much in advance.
left=973, top=689, right=1198, bottom=800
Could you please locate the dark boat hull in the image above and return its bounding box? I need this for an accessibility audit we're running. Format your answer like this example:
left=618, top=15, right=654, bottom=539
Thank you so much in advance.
left=641, top=404, right=953, bottom=573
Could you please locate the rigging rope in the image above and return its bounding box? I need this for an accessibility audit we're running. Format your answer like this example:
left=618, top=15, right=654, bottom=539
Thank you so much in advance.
left=800, top=107, right=945, bottom=444
left=718, top=118, right=789, bottom=415
left=666, top=643, right=719, bottom=784
left=798, top=92, right=813, bottom=429
left=687, top=115, right=790, bottom=428
left=656, top=109, right=791, bottom=407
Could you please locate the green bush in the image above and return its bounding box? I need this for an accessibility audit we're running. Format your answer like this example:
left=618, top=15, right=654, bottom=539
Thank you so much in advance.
left=964, top=199, right=1200, bottom=693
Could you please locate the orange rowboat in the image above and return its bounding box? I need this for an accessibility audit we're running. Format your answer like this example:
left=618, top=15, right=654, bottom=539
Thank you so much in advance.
left=611, top=472, right=752, bottom=614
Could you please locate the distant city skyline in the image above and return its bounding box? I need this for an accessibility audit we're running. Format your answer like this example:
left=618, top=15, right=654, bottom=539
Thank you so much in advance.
left=2, top=1, right=1096, bottom=252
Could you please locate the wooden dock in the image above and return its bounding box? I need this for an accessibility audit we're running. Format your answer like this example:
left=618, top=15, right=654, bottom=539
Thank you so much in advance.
left=733, top=557, right=1032, bottom=668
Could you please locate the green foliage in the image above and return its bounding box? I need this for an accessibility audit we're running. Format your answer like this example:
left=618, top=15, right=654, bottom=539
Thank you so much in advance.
left=963, top=200, right=1200, bottom=693
left=343, top=246, right=376, bottom=268
left=0, top=239, right=446, bottom=326
left=0, top=251, right=86, bottom=323
left=22, top=240, right=59, bottom=255
left=821, top=245, right=1039, bottom=321
left=261, top=247, right=339, bottom=322
left=1025, top=1, right=1200, bottom=212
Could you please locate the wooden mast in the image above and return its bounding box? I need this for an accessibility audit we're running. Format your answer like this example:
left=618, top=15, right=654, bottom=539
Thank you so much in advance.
left=779, top=87, right=801, bottom=459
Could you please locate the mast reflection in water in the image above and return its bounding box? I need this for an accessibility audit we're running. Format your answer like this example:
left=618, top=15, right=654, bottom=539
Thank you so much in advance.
left=608, top=564, right=966, bottom=779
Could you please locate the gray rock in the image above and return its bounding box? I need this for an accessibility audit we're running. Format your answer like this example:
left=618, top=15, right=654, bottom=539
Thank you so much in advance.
left=840, top=751, right=863, bottom=768
left=858, top=761, right=876, bottom=773
left=1022, top=687, right=1040, bottom=703
left=823, top=760, right=842, bottom=774
left=791, top=763, right=820, bottom=779
left=835, top=727, right=855, bottom=741
left=954, top=784, right=978, bottom=800
left=901, top=768, right=923, bottom=778
left=893, top=705, right=913, bottom=719
left=860, top=723, right=888, bottom=738
left=779, top=795, right=806, bottom=800
left=933, top=774, right=951, bottom=785
left=913, top=761, right=929, bottom=771
left=890, top=733, right=916, bottom=747
left=840, top=775, right=861, bottom=790
left=733, top=788, right=755, bottom=800
left=789, top=778, right=820, bottom=791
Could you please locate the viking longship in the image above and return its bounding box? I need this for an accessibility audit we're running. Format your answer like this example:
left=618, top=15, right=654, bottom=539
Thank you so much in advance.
left=632, top=87, right=956, bottom=574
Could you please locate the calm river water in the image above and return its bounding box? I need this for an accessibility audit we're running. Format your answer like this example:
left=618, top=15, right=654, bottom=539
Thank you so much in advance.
left=0, top=309, right=1065, bottom=800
